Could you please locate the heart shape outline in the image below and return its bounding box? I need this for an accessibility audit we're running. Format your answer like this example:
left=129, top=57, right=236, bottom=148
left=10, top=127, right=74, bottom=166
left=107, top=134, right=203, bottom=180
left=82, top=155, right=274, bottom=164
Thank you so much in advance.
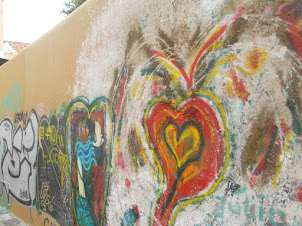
left=65, top=96, right=113, bottom=226
left=144, top=90, right=230, bottom=225
left=164, top=121, right=204, bottom=170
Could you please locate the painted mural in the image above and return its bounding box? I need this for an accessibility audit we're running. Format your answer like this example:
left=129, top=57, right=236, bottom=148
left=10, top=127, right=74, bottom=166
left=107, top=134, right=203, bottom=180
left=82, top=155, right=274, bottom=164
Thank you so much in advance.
left=38, top=113, right=71, bottom=225
left=66, top=97, right=112, bottom=226
left=1, top=0, right=302, bottom=225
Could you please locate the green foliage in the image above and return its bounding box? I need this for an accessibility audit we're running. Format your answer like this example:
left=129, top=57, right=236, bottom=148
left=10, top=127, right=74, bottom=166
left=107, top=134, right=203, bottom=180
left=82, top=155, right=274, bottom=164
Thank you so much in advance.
left=61, top=0, right=87, bottom=16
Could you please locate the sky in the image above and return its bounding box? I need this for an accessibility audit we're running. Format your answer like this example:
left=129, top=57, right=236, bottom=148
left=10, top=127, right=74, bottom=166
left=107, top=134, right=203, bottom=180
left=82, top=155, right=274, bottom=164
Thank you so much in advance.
left=3, top=0, right=67, bottom=43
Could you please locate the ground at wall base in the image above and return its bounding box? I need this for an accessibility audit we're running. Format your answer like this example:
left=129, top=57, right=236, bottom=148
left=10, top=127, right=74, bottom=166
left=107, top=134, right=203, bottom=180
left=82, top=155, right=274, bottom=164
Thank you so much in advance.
left=0, top=206, right=28, bottom=226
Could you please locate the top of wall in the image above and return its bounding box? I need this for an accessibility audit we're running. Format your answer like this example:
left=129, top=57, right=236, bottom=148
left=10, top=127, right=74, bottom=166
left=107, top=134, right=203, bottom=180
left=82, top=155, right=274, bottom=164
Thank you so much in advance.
left=0, top=0, right=109, bottom=116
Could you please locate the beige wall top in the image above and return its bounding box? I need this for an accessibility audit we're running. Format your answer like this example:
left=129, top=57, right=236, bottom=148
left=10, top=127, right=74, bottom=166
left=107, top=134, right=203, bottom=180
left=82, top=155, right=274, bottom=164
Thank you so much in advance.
left=0, top=0, right=110, bottom=116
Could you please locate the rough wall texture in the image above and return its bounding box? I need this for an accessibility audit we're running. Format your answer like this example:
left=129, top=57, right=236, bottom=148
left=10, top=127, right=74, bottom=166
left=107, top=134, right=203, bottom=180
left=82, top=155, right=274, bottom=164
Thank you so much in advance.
left=0, top=0, right=302, bottom=225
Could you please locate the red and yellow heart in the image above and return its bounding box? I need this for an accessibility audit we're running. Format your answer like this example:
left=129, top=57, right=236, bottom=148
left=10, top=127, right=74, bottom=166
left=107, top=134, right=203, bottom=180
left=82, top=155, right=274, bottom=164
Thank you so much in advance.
left=144, top=90, right=230, bottom=225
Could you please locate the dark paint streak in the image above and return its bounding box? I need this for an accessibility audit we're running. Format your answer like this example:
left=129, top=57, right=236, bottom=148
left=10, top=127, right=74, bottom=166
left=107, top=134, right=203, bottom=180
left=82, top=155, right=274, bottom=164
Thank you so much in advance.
left=286, top=98, right=302, bottom=136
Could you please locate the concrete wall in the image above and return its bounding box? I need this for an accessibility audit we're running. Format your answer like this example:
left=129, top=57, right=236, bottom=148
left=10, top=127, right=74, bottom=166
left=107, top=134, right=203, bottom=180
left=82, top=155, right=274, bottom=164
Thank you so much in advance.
left=0, top=0, right=302, bottom=225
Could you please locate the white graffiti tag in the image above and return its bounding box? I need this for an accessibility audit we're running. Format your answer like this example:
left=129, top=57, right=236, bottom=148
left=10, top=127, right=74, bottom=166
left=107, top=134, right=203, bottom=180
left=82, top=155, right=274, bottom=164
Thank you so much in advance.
left=0, top=110, right=38, bottom=206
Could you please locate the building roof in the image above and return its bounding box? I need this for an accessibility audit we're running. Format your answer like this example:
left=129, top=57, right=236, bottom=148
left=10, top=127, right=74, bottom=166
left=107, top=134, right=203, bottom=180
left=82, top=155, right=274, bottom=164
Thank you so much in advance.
left=4, top=41, right=30, bottom=53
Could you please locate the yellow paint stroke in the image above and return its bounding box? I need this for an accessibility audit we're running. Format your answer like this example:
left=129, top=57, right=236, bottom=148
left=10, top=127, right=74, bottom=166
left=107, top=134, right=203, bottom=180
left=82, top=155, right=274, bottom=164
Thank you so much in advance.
left=282, top=131, right=293, bottom=154
left=147, top=93, right=216, bottom=185
left=171, top=90, right=230, bottom=225
left=43, top=150, right=68, bottom=187
left=165, top=124, right=201, bottom=169
left=135, top=125, right=147, bottom=163
left=238, top=49, right=268, bottom=77
left=188, top=26, right=225, bottom=77
left=151, top=164, right=157, bottom=180
left=116, top=136, right=121, bottom=164
left=182, top=111, right=214, bottom=184
left=145, top=75, right=159, bottom=81
left=143, top=90, right=230, bottom=226
left=130, top=148, right=139, bottom=173
left=160, top=106, right=214, bottom=146
left=39, top=117, right=69, bottom=188
left=188, top=39, right=224, bottom=83
left=158, top=57, right=182, bottom=84
left=272, top=161, right=283, bottom=188
left=144, top=96, right=171, bottom=226
left=203, top=53, right=237, bottom=85
left=272, top=131, right=292, bottom=187
left=132, top=81, right=144, bottom=101
left=226, top=70, right=236, bottom=98
left=212, top=40, right=224, bottom=53
left=226, top=68, right=244, bottom=99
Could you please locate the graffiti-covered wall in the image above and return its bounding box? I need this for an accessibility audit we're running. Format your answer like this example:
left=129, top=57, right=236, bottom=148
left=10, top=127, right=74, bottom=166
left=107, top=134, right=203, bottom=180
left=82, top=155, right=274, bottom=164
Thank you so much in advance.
left=1, top=0, right=302, bottom=225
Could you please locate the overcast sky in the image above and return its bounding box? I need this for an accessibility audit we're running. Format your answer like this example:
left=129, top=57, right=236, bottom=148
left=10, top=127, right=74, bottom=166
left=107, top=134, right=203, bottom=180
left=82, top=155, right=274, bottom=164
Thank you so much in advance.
left=3, top=0, right=67, bottom=43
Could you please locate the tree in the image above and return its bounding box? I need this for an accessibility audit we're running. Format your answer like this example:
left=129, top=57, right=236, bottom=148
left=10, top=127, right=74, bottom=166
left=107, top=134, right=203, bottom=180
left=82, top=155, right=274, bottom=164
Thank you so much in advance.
left=61, top=0, right=87, bottom=16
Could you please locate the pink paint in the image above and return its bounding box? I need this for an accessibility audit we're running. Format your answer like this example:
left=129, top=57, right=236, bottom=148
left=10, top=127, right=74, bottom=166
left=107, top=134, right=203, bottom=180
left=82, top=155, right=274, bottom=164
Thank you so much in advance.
left=297, top=186, right=302, bottom=202
left=248, top=172, right=258, bottom=188
left=117, top=152, right=125, bottom=169
left=125, top=178, right=131, bottom=188
left=264, top=6, right=273, bottom=14
left=232, top=7, right=245, bottom=21
left=36, top=102, right=49, bottom=117
left=279, top=2, right=302, bottom=61
left=116, top=76, right=126, bottom=118
left=280, top=120, right=290, bottom=135
left=152, top=80, right=160, bottom=96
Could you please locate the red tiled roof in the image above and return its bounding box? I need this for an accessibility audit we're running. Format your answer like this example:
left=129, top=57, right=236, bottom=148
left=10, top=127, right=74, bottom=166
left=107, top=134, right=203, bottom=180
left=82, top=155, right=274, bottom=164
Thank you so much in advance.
left=5, top=41, right=30, bottom=53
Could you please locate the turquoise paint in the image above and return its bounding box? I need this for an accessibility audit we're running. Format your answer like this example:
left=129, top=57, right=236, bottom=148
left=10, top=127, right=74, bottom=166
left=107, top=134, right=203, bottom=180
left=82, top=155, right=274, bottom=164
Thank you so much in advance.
left=244, top=197, right=256, bottom=219
left=214, top=196, right=225, bottom=218
left=294, top=217, right=301, bottom=226
left=269, top=208, right=286, bottom=226
left=286, top=98, right=302, bottom=136
left=0, top=82, right=22, bottom=117
left=0, top=206, right=8, bottom=214
left=233, top=186, right=247, bottom=195
left=290, top=136, right=301, bottom=160
left=259, top=206, right=264, bottom=222
left=228, top=202, right=240, bottom=215
left=121, top=206, right=139, bottom=226
left=76, top=195, right=95, bottom=225
left=140, top=67, right=164, bottom=77
left=259, top=194, right=264, bottom=222
left=256, top=72, right=264, bottom=88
